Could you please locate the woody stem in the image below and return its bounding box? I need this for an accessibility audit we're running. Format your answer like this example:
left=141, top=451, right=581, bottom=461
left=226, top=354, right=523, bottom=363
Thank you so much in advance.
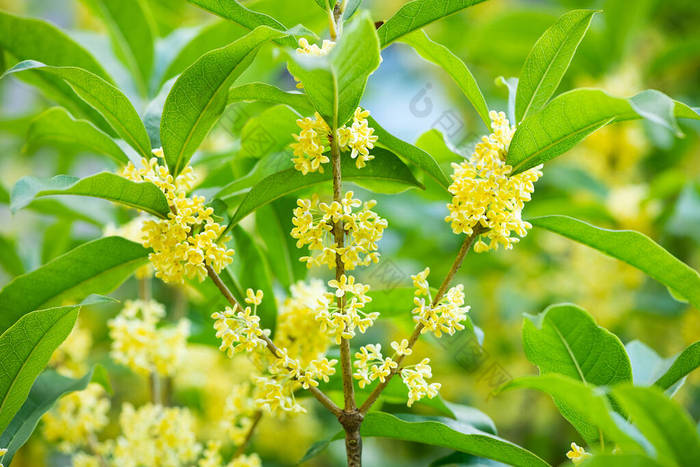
left=358, top=229, right=482, bottom=415
left=233, top=410, right=263, bottom=458
left=205, top=265, right=342, bottom=417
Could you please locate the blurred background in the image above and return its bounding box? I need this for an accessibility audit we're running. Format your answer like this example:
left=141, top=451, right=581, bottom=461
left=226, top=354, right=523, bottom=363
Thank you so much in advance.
left=0, top=0, right=699, bottom=465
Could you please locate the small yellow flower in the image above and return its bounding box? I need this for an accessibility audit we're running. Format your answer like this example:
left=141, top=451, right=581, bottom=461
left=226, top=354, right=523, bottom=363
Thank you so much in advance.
left=337, top=107, right=378, bottom=168
left=566, top=442, right=591, bottom=464
left=245, top=288, right=264, bottom=306
left=0, top=448, right=7, bottom=467
left=391, top=339, right=412, bottom=356
left=296, top=37, right=335, bottom=56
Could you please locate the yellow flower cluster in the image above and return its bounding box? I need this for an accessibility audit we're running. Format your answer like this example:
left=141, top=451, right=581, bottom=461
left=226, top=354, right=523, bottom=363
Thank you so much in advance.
left=49, top=322, right=92, bottom=377
left=43, top=383, right=110, bottom=452
left=411, top=268, right=470, bottom=337
left=296, top=37, right=335, bottom=56
left=290, top=108, right=378, bottom=174
left=337, top=107, right=379, bottom=168
left=566, top=442, right=591, bottom=464
left=445, top=111, right=542, bottom=252
left=291, top=192, right=387, bottom=270
left=290, top=113, right=331, bottom=174
left=275, top=280, right=333, bottom=367
left=112, top=403, right=201, bottom=467
left=400, top=358, right=441, bottom=407
left=0, top=448, right=6, bottom=467
left=353, top=344, right=397, bottom=389
left=212, top=291, right=270, bottom=357
left=315, top=275, right=378, bottom=343
left=108, top=300, right=189, bottom=377
left=221, top=382, right=257, bottom=445
left=121, top=153, right=234, bottom=284
left=230, top=454, right=262, bottom=467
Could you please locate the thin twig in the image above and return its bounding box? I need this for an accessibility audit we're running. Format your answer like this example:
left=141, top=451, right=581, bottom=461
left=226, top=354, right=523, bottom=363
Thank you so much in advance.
left=233, top=410, right=263, bottom=458
left=205, top=265, right=343, bottom=417
left=358, top=229, right=482, bottom=414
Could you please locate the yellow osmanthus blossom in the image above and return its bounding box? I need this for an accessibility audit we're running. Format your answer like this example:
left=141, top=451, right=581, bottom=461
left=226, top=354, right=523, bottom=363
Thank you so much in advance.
left=72, top=453, right=101, bottom=467
left=108, top=299, right=189, bottom=377
left=353, top=344, right=396, bottom=389
left=120, top=152, right=234, bottom=284
left=291, top=192, right=387, bottom=270
left=566, top=442, right=592, bottom=464
left=230, top=453, right=262, bottom=467
left=337, top=107, right=379, bottom=168
left=43, top=383, right=110, bottom=452
left=112, top=403, right=201, bottom=467
left=410, top=268, right=470, bottom=337
left=445, top=111, right=542, bottom=252
left=316, top=275, right=378, bottom=343
left=291, top=112, right=331, bottom=174
left=291, top=107, right=378, bottom=174
left=221, top=382, right=257, bottom=445
left=0, top=448, right=7, bottom=467
left=212, top=296, right=269, bottom=357
left=296, top=37, right=335, bottom=56
left=400, top=358, right=441, bottom=407
left=49, top=321, right=92, bottom=377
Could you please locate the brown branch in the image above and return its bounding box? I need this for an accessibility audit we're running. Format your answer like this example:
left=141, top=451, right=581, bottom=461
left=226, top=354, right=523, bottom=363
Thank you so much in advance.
left=358, top=229, right=482, bottom=414
left=233, top=410, right=263, bottom=458
left=205, top=265, right=343, bottom=417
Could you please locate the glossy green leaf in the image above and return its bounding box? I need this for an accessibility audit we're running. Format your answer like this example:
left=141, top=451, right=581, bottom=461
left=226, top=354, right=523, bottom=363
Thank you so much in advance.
left=377, top=0, right=486, bottom=47
left=400, top=30, right=490, bottom=128
left=523, top=303, right=632, bottom=385
left=227, top=82, right=315, bottom=114
left=611, top=384, right=700, bottom=466
left=0, top=237, right=149, bottom=334
left=500, top=374, right=641, bottom=451
left=4, top=61, right=152, bottom=158
left=288, top=12, right=380, bottom=129
left=507, top=89, right=700, bottom=174
left=215, top=152, right=294, bottom=202
left=237, top=105, right=300, bottom=160
left=654, top=341, right=700, bottom=391
left=0, top=10, right=109, bottom=79
left=311, top=0, right=333, bottom=11
left=0, top=366, right=106, bottom=464
left=515, top=10, right=597, bottom=123
left=11, top=172, right=170, bottom=218
left=625, top=341, right=677, bottom=388
left=369, top=116, right=451, bottom=190
left=0, top=305, right=81, bottom=434
left=226, top=148, right=423, bottom=229
left=160, top=21, right=246, bottom=87
left=530, top=215, right=700, bottom=310
left=360, top=412, right=549, bottom=467
left=415, top=129, right=462, bottom=164
left=41, top=221, right=73, bottom=264
left=161, top=26, right=286, bottom=176
left=187, top=0, right=308, bottom=48
left=228, top=226, right=277, bottom=334
left=81, top=0, right=155, bottom=94
left=24, top=107, right=129, bottom=165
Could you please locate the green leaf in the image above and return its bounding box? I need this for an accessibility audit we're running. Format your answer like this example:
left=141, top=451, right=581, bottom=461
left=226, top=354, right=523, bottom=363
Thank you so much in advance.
left=161, top=26, right=286, bottom=176
left=24, top=107, right=129, bottom=165
left=523, top=303, right=631, bottom=442
left=0, top=305, right=81, bottom=434
left=0, top=235, right=25, bottom=278
left=288, top=11, right=380, bottom=129
left=215, top=152, right=294, bottom=202
left=369, top=116, right=451, bottom=190
left=625, top=341, right=677, bottom=388
left=159, top=21, right=246, bottom=87
left=228, top=226, right=277, bottom=334
left=360, top=412, right=549, bottom=467
left=11, top=172, right=170, bottom=218
left=523, top=303, right=632, bottom=385
left=227, top=82, right=315, bottom=114
left=500, top=374, right=641, bottom=451
left=515, top=10, right=597, bottom=123
left=0, top=237, right=149, bottom=334
left=611, top=384, right=700, bottom=466
left=41, top=221, right=73, bottom=264
left=226, top=148, right=423, bottom=229
left=399, top=30, right=490, bottom=129
left=0, top=366, right=106, bottom=464
left=4, top=61, right=152, bottom=158
left=580, top=454, right=664, bottom=467
left=0, top=10, right=110, bottom=80
left=80, top=0, right=155, bottom=94
left=377, top=0, right=487, bottom=47
left=507, top=89, right=699, bottom=175
left=237, top=105, right=300, bottom=160
left=187, top=0, right=309, bottom=48
left=529, top=215, right=700, bottom=310
left=654, top=341, right=700, bottom=391
left=311, top=0, right=333, bottom=11
left=255, top=199, right=306, bottom=289
left=415, top=129, right=462, bottom=164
